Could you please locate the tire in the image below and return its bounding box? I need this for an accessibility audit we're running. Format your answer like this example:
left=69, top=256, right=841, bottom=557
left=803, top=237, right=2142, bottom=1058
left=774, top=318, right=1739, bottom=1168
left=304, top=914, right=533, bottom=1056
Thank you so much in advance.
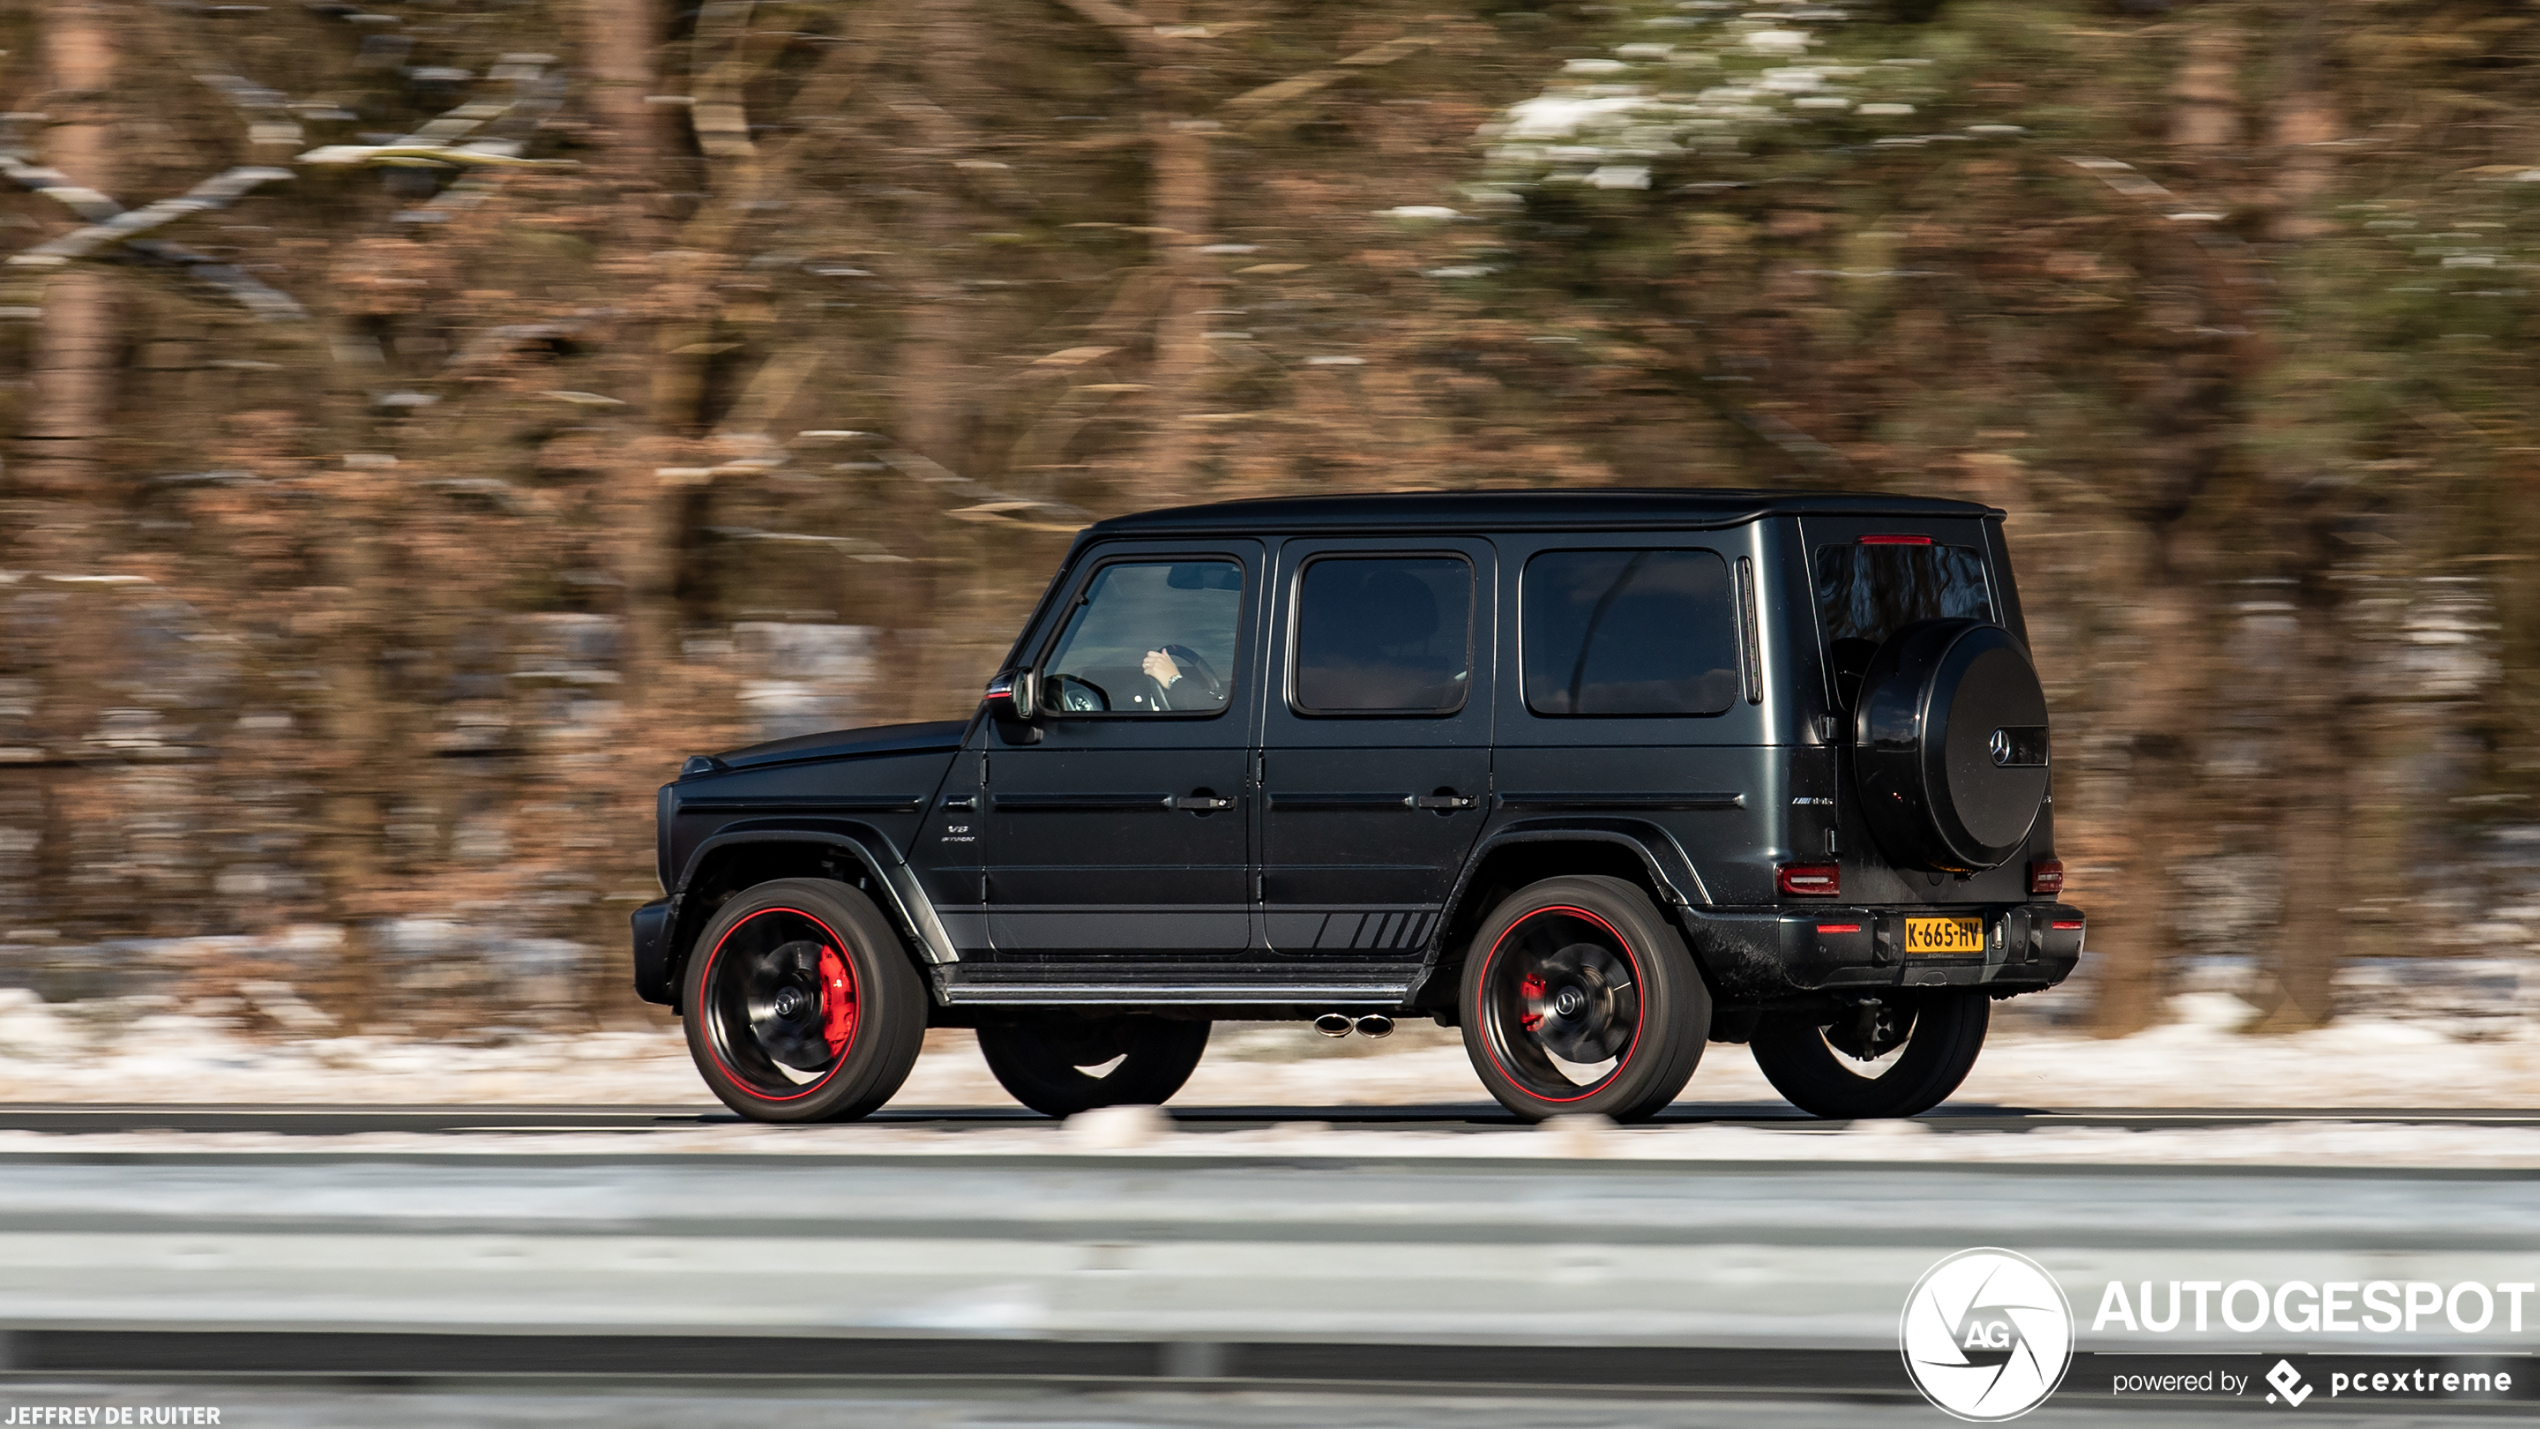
left=1749, top=990, right=1989, bottom=1119
left=976, top=1015, right=1211, bottom=1118
left=1458, top=874, right=1709, bottom=1123
left=681, top=878, right=926, bottom=1123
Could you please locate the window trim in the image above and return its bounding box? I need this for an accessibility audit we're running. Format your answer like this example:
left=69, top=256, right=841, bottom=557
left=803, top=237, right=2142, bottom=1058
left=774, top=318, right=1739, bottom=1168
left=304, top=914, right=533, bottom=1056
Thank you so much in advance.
left=1518, top=545, right=1744, bottom=720
left=1283, top=550, right=1478, bottom=720
left=1030, top=552, right=1249, bottom=721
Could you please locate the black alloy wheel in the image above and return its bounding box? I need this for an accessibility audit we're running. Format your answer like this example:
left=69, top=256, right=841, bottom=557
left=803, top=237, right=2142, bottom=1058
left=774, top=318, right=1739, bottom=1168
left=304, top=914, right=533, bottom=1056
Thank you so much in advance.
left=976, top=1015, right=1211, bottom=1118
left=1749, top=989, right=1990, bottom=1119
left=681, top=878, right=925, bottom=1123
left=1458, top=875, right=1708, bottom=1123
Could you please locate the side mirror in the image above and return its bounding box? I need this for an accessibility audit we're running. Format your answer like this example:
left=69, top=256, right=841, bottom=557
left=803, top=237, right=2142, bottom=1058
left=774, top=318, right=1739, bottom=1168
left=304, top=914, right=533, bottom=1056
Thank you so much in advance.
left=983, top=670, right=1041, bottom=743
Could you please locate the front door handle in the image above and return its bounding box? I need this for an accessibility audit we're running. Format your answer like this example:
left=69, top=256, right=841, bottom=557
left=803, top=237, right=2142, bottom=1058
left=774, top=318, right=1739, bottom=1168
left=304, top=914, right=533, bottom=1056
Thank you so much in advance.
left=1412, top=793, right=1478, bottom=810
left=1170, top=794, right=1236, bottom=812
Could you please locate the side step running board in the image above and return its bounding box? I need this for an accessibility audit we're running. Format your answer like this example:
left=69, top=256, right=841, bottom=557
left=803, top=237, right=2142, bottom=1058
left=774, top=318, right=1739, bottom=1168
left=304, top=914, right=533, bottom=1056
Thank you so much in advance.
left=938, top=982, right=1414, bottom=1006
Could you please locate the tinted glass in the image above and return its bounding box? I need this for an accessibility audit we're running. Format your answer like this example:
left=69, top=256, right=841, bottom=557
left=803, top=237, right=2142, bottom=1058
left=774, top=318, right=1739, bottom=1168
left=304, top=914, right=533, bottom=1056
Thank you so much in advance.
left=1523, top=549, right=1740, bottom=717
left=1814, top=541, right=1994, bottom=711
left=1293, top=556, right=1473, bottom=714
left=1041, top=560, right=1241, bottom=715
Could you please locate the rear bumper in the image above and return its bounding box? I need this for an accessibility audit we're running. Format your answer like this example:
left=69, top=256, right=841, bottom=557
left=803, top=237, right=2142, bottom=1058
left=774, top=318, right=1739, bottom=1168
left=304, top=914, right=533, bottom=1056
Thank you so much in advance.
left=1678, top=902, right=2084, bottom=1001
left=631, top=895, right=678, bottom=1006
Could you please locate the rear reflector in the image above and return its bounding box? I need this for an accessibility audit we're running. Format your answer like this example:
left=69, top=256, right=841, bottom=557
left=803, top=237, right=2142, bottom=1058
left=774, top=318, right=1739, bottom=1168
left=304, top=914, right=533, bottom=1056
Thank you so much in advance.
left=1859, top=534, right=1933, bottom=545
left=1778, top=863, right=1841, bottom=897
left=2029, top=858, right=2065, bottom=896
left=2052, top=920, right=2084, bottom=931
left=1815, top=923, right=1863, bottom=935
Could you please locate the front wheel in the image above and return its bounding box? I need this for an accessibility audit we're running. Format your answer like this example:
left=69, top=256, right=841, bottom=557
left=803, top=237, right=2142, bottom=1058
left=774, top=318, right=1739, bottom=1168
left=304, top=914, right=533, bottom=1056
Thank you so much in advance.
left=1749, top=990, right=1989, bottom=1119
left=681, top=878, right=926, bottom=1123
left=1458, top=875, right=1709, bottom=1123
left=977, top=1015, right=1211, bottom=1118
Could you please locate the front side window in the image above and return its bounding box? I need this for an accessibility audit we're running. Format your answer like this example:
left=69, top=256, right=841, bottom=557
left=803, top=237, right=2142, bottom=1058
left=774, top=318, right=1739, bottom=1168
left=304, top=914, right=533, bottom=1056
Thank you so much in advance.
left=1040, top=559, right=1242, bottom=715
left=1523, top=549, right=1740, bottom=717
left=1813, top=540, right=1994, bottom=711
left=1292, top=555, right=1474, bottom=715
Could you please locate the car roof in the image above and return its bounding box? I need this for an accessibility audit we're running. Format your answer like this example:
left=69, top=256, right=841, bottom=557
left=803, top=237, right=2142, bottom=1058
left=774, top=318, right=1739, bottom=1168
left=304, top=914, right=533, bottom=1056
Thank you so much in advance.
left=1083, top=487, right=2001, bottom=536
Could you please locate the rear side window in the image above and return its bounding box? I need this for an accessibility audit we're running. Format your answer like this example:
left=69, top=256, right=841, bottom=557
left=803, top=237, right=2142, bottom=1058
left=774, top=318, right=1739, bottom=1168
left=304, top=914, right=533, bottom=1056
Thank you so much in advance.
left=1523, top=549, right=1740, bottom=717
left=1293, top=555, right=1474, bottom=715
left=1814, top=540, right=1995, bottom=710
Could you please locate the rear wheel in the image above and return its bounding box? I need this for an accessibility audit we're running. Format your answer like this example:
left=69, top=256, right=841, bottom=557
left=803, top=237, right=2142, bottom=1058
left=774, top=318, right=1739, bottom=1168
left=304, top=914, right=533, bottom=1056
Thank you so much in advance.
left=1749, top=991, right=1989, bottom=1119
left=977, top=1015, right=1211, bottom=1118
left=1458, top=875, right=1708, bottom=1123
left=681, top=878, right=926, bottom=1123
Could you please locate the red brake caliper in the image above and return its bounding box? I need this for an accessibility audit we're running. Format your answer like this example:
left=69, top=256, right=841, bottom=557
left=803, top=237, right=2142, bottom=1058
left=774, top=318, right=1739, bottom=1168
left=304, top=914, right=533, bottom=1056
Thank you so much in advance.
left=816, top=945, right=856, bottom=1056
left=1518, top=973, right=1546, bottom=1031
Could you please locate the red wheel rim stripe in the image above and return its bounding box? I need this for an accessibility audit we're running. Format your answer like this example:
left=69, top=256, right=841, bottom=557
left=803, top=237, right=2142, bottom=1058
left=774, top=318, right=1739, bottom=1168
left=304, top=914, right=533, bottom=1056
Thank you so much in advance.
left=1477, top=903, right=1646, bottom=1104
left=700, top=906, right=859, bottom=1103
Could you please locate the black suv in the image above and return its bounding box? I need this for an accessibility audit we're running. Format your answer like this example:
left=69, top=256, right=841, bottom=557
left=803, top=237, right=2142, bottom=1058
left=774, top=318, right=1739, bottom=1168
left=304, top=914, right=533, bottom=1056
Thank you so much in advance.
left=632, top=490, right=2083, bottom=1123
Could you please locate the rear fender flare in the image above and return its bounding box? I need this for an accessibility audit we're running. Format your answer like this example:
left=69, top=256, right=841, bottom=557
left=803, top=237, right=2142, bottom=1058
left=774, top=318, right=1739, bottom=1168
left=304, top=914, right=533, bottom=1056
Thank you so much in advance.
left=1411, top=821, right=1711, bottom=1004
left=1467, top=819, right=1711, bottom=907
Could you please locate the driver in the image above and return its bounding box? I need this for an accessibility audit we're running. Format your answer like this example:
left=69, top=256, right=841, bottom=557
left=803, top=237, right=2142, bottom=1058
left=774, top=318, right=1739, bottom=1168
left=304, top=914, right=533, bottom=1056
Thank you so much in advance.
left=1139, top=647, right=1221, bottom=711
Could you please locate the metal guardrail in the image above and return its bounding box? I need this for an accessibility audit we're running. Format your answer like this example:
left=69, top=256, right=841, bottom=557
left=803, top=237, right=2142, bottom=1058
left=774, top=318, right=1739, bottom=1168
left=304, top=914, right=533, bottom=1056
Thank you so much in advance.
left=1, top=1149, right=2536, bottom=1365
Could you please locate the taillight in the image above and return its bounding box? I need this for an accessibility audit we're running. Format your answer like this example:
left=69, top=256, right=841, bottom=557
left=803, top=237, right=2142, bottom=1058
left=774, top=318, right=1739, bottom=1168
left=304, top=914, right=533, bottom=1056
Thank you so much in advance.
left=1815, top=923, right=1862, bottom=935
left=1778, top=863, right=1841, bottom=897
left=2028, top=859, right=2064, bottom=897
left=1859, top=534, right=1933, bottom=545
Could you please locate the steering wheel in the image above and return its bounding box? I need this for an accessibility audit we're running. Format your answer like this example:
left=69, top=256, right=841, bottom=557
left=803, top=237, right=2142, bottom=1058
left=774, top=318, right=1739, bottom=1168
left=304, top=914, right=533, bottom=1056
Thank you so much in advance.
left=1147, top=642, right=1226, bottom=709
left=1047, top=673, right=1110, bottom=713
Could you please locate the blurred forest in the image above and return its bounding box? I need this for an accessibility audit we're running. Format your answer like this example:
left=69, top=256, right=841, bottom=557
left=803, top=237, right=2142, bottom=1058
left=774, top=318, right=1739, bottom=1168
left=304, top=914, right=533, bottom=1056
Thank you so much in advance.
left=4, top=0, right=2539, bottom=1038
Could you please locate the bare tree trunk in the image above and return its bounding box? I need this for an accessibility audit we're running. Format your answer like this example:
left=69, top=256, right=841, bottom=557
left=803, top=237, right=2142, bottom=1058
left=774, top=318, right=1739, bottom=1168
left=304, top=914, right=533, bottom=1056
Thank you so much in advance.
left=582, top=0, right=669, bottom=196
left=2267, top=5, right=2337, bottom=240
left=313, top=469, right=391, bottom=1027
left=17, top=0, right=119, bottom=498
left=1142, top=110, right=1214, bottom=503
left=2086, top=576, right=2208, bottom=1036
left=2250, top=15, right=2349, bottom=1031
left=2079, top=18, right=2259, bottom=1036
left=2256, top=587, right=2348, bottom=1029
left=2168, top=26, right=2241, bottom=153
left=582, top=0, right=688, bottom=692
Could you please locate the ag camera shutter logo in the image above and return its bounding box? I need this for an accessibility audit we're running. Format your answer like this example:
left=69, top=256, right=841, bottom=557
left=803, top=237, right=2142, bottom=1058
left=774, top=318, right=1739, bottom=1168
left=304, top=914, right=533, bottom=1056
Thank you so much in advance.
left=1901, top=1248, right=2075, bottom=1421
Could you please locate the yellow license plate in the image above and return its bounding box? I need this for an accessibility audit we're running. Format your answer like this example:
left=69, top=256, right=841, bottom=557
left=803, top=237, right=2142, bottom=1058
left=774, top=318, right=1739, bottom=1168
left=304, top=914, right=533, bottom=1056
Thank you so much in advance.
left=1905, top=916, right=1986, bottom=955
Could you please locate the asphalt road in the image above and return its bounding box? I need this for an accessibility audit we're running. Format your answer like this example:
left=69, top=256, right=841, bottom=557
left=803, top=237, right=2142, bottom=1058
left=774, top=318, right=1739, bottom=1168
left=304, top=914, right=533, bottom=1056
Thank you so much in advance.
left=7, top=1102, right=2540, bottom=1135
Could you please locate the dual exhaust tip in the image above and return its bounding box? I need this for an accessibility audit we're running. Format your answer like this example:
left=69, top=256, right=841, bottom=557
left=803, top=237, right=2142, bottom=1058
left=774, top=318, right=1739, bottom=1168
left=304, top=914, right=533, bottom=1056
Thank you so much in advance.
left=1315, top=1012, right=1393, bottom=1039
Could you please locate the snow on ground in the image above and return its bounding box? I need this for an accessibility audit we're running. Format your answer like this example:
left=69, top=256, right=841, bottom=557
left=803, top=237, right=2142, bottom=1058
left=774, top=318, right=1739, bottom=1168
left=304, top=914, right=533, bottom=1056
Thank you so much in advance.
left=2, top=988, right=2537, bottom=1115
left=6, top=1112, right=2540, bottom=1169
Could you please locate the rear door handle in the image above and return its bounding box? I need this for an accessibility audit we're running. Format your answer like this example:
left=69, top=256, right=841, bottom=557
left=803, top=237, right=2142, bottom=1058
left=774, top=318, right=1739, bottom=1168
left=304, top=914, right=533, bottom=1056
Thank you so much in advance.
left=1411, top=794, right=1477, bottom=810
left=1170, top=795, right=1236, bottom=811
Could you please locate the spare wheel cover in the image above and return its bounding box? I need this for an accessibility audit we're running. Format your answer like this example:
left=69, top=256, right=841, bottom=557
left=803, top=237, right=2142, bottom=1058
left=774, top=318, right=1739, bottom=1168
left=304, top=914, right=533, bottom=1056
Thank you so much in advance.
left=1853, top=619, right=2050, bottom=872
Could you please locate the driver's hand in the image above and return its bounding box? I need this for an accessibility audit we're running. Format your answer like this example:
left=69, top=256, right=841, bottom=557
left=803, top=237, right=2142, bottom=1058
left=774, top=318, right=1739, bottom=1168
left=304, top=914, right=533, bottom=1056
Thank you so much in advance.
left=1142, top=649, right=1181, bottom=687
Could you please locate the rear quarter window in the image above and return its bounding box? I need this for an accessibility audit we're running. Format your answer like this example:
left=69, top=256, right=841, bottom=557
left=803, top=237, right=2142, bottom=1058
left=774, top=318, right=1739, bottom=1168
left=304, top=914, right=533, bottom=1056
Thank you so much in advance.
left=1522, top=549, right=1741, bottom=717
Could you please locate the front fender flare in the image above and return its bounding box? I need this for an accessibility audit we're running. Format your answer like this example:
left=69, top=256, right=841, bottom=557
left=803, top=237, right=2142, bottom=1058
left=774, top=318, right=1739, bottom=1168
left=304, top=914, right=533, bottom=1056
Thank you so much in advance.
left=666, top=823, right=958, bottom=985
